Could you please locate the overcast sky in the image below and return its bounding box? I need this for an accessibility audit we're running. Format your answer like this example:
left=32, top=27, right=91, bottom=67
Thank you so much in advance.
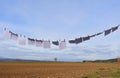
left=0, top=0, right=120, bottom=61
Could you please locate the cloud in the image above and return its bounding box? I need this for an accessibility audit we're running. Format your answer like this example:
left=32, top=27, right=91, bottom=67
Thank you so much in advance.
left=0, top=39, right=120, bottom=61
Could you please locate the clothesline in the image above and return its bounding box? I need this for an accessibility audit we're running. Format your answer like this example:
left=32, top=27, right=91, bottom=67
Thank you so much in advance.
left=69, top=24, right=120, bottom=44
left=2, top=24, right=120, bottom=49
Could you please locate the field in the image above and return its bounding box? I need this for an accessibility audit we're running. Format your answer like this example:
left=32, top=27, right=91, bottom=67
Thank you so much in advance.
left=0, top=62, right=120, bottom=78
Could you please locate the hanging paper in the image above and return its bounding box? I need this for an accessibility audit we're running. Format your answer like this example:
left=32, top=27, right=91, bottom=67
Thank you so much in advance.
left=59, top=40, right=66, bottom=49
left=19, top=35, right=26, bottom=45
left=3, top=28, right=11, bottom=39
left=69, top=39, right=76, bottom=44
left=43, top=40, right=51, bottom=48
left=52, top=41, right=59, bottom=46
left=28, top=38, right=35, bottom=45
left=83, top=36, right=90, bottom=41
left=75, top=37, right=82, bottom=44
left=104, top=29, right=111, bottom=36
left=9, top=31, right=18, bottom=40
left=36, top=39, right=43, bottom=47
left=112, top=26, right=119, bottom=32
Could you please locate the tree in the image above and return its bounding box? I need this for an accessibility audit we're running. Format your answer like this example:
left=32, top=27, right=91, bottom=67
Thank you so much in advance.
left=54, top=57, right=57, bottom=62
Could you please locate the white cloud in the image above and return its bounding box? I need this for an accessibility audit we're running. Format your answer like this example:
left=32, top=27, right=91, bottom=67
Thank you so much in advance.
left=0, top=39, right=120, bottom=61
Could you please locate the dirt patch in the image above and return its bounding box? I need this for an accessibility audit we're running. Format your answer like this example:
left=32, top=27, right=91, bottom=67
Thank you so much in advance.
left=0, top=62, right=119, bottom=78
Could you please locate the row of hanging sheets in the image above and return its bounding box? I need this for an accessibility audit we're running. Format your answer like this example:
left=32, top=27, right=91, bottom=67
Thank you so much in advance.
left=69, top=25, right=120, bottom=44
left=2, top=24, right=120, bottom=49
left=3, top=28, right=66, bottom=50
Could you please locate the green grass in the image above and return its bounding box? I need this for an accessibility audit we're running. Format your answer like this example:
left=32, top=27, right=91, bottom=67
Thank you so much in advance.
left=81, top=72, right=100, bottom=78
left=112, top=69, right=120, bottom=78
left=81, top=67, right=120, bottom=78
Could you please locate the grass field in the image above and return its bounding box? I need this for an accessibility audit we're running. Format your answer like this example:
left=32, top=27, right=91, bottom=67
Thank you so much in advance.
left=0, top=62, right=120, bottom=78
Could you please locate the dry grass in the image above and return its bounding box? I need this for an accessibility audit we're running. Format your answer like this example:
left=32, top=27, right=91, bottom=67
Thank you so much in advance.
left=0, top=62, right=120, bottom=78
